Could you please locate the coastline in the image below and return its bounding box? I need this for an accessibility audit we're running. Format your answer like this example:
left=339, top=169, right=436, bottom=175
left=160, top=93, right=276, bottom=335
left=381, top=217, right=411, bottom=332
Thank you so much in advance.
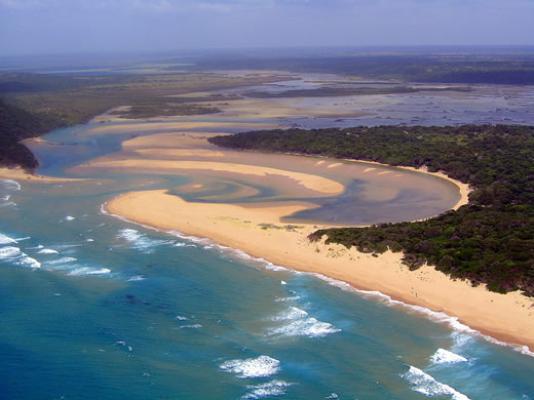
left=104, top=189, right=534, bottom=353
left=0, top=167, right=84, bottom=183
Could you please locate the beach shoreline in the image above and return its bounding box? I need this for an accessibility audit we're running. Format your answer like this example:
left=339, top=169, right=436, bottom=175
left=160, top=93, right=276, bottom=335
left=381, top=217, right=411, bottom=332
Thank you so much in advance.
left=104, top=188, right=534, bottom=354
left=0, top=167, right=84, bottom=183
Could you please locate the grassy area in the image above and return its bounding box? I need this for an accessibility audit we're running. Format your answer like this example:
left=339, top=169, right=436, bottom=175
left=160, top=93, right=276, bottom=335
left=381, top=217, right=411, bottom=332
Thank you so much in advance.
left=1, top=72, right=288, bottom=124
left=210, top=125, right=534, bottom=296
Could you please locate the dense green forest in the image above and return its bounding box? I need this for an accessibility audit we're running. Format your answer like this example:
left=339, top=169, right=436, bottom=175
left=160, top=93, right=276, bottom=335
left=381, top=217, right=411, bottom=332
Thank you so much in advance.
left=0, top=99, right=63, bottom=169
left=210, top=125, right=534, bottom=296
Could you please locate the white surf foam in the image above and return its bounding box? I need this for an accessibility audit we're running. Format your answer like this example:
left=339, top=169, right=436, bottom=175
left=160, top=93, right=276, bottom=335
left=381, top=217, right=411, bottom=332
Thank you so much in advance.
left=0, top=246, right=41, bottom=269
left=220, top=355, right=280, bottom=379
left=0, top=179, right=21, bottom=191
left=271, top=306, right=309, bottom=321
left=309, top=272, right=534, bottom=357
left=117, top=228, right=172, bottom=253
left=103, top=207, right=534, bottom=356
left=0, top=233, right=17, bottom=245
left=0, top=192, right=16, bottom=208
left=275, top=295, right=301, bottom=303
left=16, top=255, right=41, bottom=269
left=242, top=380, right=292, bottom=400
left=430, top=349, right=468, bottom=365
left=127, top=275, right=146, bottom=282
left=268, top=306, right=340, bottom=338
left=68, top=267, right=111, bottom=276
left=52, top=243, right=83, bottom=250
left=64, top=215, right=76, bottom=221
left=325, top=394, right=339, bottom=399
left=45, top=256, right=78, bottom=266
left=402, top=366, right=471, bottom=400
left=37, top=248, right=59, bottom=255
left=0, top=246, right=21, bottom=259
left=179, top=324, right=203, bottom=329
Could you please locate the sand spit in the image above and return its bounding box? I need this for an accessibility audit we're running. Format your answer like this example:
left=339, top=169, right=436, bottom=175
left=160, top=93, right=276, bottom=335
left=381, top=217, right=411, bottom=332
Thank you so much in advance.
left=106, top=189, right=534, bottom=351
left=0, top=167, right=84, bottom=183
left=86, top=159, right=345, bottom=195
left=88, top=121, right=280, bottom=135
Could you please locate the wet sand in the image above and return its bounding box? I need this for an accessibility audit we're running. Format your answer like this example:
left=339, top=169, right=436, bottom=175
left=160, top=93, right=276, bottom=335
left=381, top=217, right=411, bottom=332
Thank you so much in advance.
left=86, top=159, right=344, bottom=195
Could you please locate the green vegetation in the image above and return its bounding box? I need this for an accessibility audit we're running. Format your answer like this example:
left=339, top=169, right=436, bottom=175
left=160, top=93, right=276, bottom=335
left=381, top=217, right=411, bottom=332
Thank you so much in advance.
left=0, top=71, right=284, bottom=169
left=197, top=53, right=534, bottom=84
left=0, top=99, right=61, bottom=169
left=209, top=125, right=534, bottom=296
left=0, top=72, right=283, bottom=125
left=111, top=103, right=220, bottom=119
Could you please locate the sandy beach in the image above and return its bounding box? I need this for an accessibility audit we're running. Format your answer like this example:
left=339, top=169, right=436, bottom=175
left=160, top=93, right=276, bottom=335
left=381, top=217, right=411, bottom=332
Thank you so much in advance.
left=87, top=159, right=344, bottom=195
left=63, top=93, right=531, bottom=354
left=0, top=167, right=83, bottom=183
left=106, top=188, right=534, bottom=351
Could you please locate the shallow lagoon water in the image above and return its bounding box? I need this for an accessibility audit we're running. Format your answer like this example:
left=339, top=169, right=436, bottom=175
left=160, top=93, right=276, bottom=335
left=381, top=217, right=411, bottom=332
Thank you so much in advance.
left=1, top=83, right=534, bottom=399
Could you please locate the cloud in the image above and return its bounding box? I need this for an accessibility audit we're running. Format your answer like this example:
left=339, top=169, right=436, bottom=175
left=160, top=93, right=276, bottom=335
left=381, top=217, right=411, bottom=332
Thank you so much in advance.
left=1, top=0, right=533, bottom=55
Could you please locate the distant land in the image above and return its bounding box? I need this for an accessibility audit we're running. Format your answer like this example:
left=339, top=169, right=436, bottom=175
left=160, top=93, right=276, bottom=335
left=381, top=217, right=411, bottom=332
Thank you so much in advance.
left=0, top=71, right=288, bottom=170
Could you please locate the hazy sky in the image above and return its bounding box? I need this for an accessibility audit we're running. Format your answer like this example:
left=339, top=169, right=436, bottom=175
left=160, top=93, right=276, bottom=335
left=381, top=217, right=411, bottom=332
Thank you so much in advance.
left=1, top=0, right=533, bottom=55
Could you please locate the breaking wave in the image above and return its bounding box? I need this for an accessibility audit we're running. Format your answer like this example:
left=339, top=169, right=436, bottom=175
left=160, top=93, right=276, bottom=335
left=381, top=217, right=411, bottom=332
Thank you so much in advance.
left=220, top=355, right=280, bottom=379
left=0, top=179, right=21, bottom=191
left=104, top=209, right=534, bottom=356
left=268, top=306, right=340, bottom=338
left=37, top=248, right=60, bottom=255
left=179, top=324, right=203, bottom=329
left=310, top=273, right=534, bottom=357
left=116, top=228, right=173, bottom=253
left=0, top=233, right=17, bottom=245
left=42, top=255, right=112, bottom=277
left=402, top=366, right=471, bottom=400
left=45, top=256, right=78, bottom=266
left=127, top=275, right=146, bottom=282
left=68, top=267, right=111, bottom=276
left=242, top=380, right=292, bottom=399
left=0, top=246, right=41, bottom=269
left=430, top=348, right=468, bottom=365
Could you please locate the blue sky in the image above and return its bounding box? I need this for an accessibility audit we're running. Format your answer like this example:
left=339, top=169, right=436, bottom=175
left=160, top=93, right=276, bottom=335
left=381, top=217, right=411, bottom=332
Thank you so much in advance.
left=1, top=0, right=533, bottom=55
